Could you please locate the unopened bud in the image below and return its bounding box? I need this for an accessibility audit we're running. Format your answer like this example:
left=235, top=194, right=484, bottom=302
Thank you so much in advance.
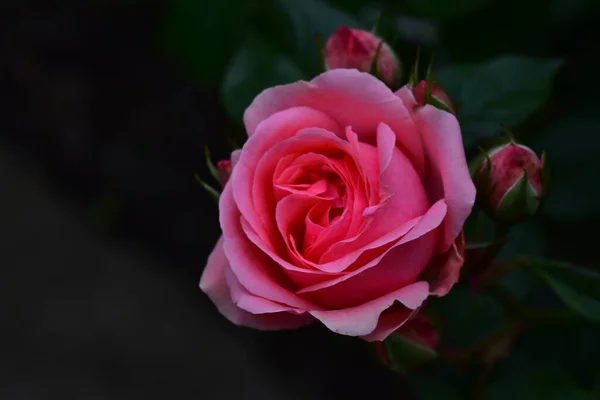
left=325, top=26, right=401, bottom=87
left=412, top=80, right=456, bottom=114
left=217, top=160, right=232, bottom=188
left=472, top=140, right=545, bottom=225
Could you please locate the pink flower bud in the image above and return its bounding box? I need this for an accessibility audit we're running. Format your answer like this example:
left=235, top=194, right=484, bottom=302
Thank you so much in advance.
left=325, top=26, right=401, bottom=87
left=217, top=159, right=232, bottom=188
left=412, top=80, right=456, bottom=114
left=473, top=141, right=545, bottom=224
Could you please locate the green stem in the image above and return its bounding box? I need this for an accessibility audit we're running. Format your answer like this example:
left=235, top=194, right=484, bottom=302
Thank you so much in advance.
left=469, top=224, right=511, bottom=289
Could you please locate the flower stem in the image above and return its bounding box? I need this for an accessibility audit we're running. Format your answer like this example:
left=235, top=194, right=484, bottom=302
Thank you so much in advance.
left=469, top=224, right=511, bottom=291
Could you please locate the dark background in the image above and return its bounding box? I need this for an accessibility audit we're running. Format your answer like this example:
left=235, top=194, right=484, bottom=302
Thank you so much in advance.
left=2, top=0, right=600, bottom=399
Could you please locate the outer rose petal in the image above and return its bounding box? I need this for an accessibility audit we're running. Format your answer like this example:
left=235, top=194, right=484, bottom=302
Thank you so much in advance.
left=309, top=281, right=429, bottom=338
left=396, top=86, right=476, bottom=252
left=301, top=231, right=437, bottom=310
left=425, top=231, right=466, bottom=297
left=298, top=200, right=446, bottom=309
left=230, top=149, right=242, bottom=168
left=243, top=69, right=425, bottom=177
left=200, top=237, right=313, bottom=330
left=361, top=305, right=417, bottom=342
left=219, top=182, right=320, bottom=310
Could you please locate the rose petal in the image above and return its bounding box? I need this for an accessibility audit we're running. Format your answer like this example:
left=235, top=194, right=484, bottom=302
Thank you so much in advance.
left=233, top=106, right=341, bottom=245
left=319, top=123, right=429, bottom=266
left=397, top=86, right=475, bottom=252
left=252, top=128, right=370, bottom=270
left=220, top=183, right=321, bottom=310
left=309, top=281, right=429, bottom=337
left=297, top=200, right=446, bottom=308
left=425, top=231, right=466, bottom=297
left=231, top=149, right=242, bottom=168
left=241, top=217, right=342, bottom=288
left=360, top=305, right=417, bottom=342
left=200, top=237, right=312, bottom=330
left=244, top=69, right=425, bottom=177
left=225, top=267, right=305, bottom=315
left=300, top=230, right=437, bottom=309
left=251, top=127, right=351, bottom=254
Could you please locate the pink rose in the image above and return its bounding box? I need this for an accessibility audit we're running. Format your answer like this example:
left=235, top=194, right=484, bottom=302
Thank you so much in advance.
left=200, top=69, right=475, bottom=341
left=325, top=27, right=401, bottom=87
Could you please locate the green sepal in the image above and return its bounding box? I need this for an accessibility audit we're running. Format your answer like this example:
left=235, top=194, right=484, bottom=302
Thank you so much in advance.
left=370, top=10, right=382, bottom=34
left=471, top=146, right=493, bottom=186
left=194, top=172, right=220, bottom=205
left=408, top=47, right=421, bottom=89
left=204, top=146, right=220, bottom=184
left=369, top=39, right=385, bottom=78
left=468, top=151, right=486, bottom=178
left=425, top=89, right=453, bottom=113
left=384, top=334, right=438, bottom=373
left=501, top=124, right=518, bottom=144
left=423, top=57, right=452, bottom=113
left=495, top=168, right=539, bottom=224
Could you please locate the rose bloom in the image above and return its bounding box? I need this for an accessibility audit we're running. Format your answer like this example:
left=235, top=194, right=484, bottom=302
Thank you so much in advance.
left=200, top=69, right=475, bottom=341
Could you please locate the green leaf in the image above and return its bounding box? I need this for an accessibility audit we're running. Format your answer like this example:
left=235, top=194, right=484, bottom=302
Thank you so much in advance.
left=433, top=286, right=506, bottom=348
left=408, top=367, right=465, bottom=400
left=384, top=335, right=437, bottom=373
left=529, top=116, right=600, bottom=221
left=408, top=0, right=492, bottom=19
left=486, top=369, right=592, bottom=400
left=159, top=0, right=251, bottom=86
left=435, top=57, right=562, bottom=148
left=194, top=173, right=220, bottom=205
left=277, top=0, right=364, bottom=72
left=220, top=34, right=307, bottom=124
left=531, top=259, right=600, bottom=322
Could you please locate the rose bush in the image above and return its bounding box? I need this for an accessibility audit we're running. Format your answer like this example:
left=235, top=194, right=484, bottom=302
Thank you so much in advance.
left=200, top=69, right=475, bottom=341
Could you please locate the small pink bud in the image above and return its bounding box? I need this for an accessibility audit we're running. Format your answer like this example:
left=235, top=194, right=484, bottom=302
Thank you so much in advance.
left=473, top=141, right=545, bottom=224
left=325, top=26, right=401, bottom=87
left=217, top=160, right=232, bottom=188
left=412, top=80, right=456, bottom=114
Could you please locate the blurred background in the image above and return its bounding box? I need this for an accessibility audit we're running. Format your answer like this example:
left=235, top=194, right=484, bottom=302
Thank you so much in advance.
left=2, top=0, right=600, bottom=398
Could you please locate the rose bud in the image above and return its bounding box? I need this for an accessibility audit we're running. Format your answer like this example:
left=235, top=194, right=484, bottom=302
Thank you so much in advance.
left=411, top=80, right=456, bottom=115
left=472, top=140, right=546, bottom=225
left=217, top=159, right=232, bottom=188
left=325, top=26, right=401, bottom=87
left=374, top=314, right=439, bottom=372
